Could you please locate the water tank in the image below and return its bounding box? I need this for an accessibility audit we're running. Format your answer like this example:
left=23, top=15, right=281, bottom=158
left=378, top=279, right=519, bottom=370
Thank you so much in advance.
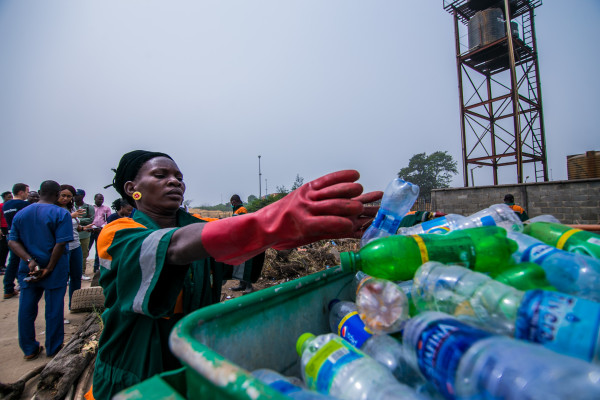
left=468, top=8, right=506, bottom=50
left=567, top=151, right=600, bottom=180
left=510, top=21, right=519, bottom=39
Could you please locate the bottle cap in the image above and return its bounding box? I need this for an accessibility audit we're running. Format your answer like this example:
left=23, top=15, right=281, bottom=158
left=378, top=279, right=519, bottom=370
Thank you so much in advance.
left=328, top=299, right=340, bottom=311
left=339, top=252, right=355, bottom=271
left=296, top=333, right=315, bottom=357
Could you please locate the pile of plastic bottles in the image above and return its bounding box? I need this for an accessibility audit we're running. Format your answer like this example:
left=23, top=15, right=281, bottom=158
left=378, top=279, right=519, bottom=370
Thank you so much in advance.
left=251, top=178, right=600, bottom=400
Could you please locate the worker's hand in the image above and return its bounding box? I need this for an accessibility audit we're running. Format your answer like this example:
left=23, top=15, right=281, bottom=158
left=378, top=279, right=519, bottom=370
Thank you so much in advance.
left=201, top=170, right=380, bottom=265
left=347, top=190, right=384, bottom=239
left=24, top=264, right=51, bottom=283
left=432, top=211, right=447, bottom=219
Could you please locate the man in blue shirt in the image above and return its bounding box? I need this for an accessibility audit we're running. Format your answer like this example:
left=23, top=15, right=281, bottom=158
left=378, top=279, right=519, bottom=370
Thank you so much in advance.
left=3, top=183, right=30, bottom=299
left=8, top=180, right=73, bottom=359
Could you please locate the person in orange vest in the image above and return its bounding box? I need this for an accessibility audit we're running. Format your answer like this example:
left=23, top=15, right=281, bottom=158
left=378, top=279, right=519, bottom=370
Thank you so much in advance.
left=504, top=193, right=529, bottom=222
left=229, top=194, right=255, bottom=293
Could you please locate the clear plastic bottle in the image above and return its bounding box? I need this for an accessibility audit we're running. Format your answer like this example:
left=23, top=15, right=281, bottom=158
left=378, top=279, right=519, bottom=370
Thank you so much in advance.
left=402, top=311, right=600, bottom=400
left=397, top=214, right=467, bottom=236
left=454, top=203, right=524, bottom=232
left=355, top=277, right=410, bottom=334
left=342, top=226, right=517, bottom=281
left=328, top=300, right=372, bottom=349
left=508, top=231, right=600, bottom=301
left=360, top=178, right=419, bottom=247
left=412, top=261, right=600, bottom=363
left=296, top=332, right=426, bottom=400
left=252, top=368, right=338, bottom=399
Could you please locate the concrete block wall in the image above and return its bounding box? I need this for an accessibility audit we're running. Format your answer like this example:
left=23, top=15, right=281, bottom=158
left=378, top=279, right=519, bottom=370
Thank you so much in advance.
left=430, top=178, right=600, bottom=224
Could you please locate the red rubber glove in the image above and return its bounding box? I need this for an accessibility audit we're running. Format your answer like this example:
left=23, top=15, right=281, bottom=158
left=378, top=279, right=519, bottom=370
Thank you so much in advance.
left=201, top=170, right=383, bottom=265
left=432, top=211, right=447, bottom=218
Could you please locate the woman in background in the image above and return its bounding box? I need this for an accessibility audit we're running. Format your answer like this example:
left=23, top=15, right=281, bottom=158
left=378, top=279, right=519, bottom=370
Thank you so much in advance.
left=57, top=184, right=85, bottom=310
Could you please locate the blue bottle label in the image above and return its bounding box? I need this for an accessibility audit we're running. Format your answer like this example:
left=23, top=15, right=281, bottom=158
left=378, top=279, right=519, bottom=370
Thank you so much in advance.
left=479, top=215, right=496, bottom=226
left=305, top=339, right=364, bottom=394
left=337, top=311, right=372, bottom=348
left=515, top=290, right=600, bottom=362
left=372, top=212, right=402, bottom=234
left=269, top=379, right=302, bottom=395
left=420, top=217, right=451, bottom=234
left=520, top=243, right=559, bottom=264
left=416, top=318, right=492, bottom=399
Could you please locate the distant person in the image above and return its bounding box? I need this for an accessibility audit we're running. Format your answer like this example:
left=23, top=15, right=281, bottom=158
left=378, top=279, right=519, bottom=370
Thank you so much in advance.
left=504, top=193, right=529, bottom=222
left=57, top=184, right=85, bottom=311
left=106, top=198, right=134, bottom=223
left=85, top=193, right=111, bottom=274
left=0, top=191, right=13, bottom=275
left=74, top=189, right=94, bottom=280
left=27, top=191, right=40, bottom=203
left=228, top=194, right=258, bottom=294
left=3, top=183, right=31, bottom=299
left=8, top=180, right=72, bottom=360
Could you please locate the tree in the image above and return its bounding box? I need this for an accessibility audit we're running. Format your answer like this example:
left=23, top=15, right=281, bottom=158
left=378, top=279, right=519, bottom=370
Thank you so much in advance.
left=398, top=151, right=458, bottom=199
left=247, top=195, right=257, bottom=203
left=290, top=174, right=304, bottom=191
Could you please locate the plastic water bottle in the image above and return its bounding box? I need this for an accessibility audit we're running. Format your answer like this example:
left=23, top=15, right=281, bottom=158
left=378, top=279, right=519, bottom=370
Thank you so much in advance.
left=508, top=231, right=600, bottom=301
left=361, top=178, right=419, bottom=247
left=328, top=300, right=372, bottom=349
left=360, top=334, right=444, bottom=399
left=354, top=276, right=410, bottom=333
left=402, top=311, right=600, bottom=400
left=524, top=221, right=600, bottom=259
left=341, top=226, right=517, bottom=281
left=454, top=203, right=524, bottom=232
left=296, top=332, right=426, bottom=400
left=397, top=214, right=467, bottom=235
left=412, top=262, right=600, bottom=363
left=252, top=368, right=338, bottom=399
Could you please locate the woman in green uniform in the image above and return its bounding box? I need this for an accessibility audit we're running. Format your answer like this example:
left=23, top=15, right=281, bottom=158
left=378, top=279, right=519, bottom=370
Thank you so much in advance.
left=92, top=150, right=382, bottom=399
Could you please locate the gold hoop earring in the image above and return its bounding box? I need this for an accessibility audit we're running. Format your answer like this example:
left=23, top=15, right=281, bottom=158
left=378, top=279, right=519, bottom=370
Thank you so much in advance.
left=132, top=191, right=142, bottom=201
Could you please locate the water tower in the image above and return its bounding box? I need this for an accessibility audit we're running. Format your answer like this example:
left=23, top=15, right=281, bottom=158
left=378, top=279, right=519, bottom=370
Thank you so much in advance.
left=443, top=0, right=547, bottom=186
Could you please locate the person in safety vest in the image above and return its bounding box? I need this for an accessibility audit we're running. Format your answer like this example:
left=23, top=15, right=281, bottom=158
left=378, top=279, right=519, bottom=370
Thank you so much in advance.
left=504, top=193, right=529, bottom=222
left=90, top=150, right=382, bottom=399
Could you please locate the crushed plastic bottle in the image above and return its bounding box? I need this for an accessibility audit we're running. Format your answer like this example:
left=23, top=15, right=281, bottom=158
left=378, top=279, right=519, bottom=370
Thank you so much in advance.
left=412, top=261, right=600, bottom=363
left=296, top=332, right=426, bottom=400
left=361, top=178, right=419, bottom=247
left=402, top=311, right=600, bottom=400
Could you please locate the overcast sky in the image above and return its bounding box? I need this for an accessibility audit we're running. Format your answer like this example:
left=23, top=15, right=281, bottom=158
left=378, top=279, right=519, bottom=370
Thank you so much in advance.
left=0, top=1, right=598, bottom=207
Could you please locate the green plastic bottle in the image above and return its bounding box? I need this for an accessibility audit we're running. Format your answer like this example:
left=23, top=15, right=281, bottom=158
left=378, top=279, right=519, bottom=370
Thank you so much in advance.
left=524, top=221, right=600, bottom=259
left=493, top=262, right=556, bottom=291
left=340, top=226, right=517, bottom=281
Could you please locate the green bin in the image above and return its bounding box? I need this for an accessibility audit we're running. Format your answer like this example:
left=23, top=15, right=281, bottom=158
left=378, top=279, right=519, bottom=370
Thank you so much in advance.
left=117, top=265, right=354, bottom=399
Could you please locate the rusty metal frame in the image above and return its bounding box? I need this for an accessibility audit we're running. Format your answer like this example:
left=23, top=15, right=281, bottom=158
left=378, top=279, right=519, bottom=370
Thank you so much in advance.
left=445, top=0, right=547, bottom=186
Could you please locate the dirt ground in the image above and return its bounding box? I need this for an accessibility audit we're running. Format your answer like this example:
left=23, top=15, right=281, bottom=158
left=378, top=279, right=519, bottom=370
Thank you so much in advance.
left=0, top=240, right=357, bottom=398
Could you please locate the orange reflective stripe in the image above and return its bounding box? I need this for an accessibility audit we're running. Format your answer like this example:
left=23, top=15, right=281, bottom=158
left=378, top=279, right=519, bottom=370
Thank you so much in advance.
left=172, top=290, right=184, bottom=314
left=234, top=207, right=248, bottom=215
left=405, top=211, right=416, bottom=216
left=192, top=214, right=218, bottom=222
left=97, top=218, right=147, bottom=261
left=509, top=205, right=525, bottom=214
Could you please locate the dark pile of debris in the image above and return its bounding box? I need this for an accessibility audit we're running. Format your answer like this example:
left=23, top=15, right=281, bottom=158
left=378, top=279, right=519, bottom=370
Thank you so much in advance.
left=258, top=239, right=360, bottom=286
